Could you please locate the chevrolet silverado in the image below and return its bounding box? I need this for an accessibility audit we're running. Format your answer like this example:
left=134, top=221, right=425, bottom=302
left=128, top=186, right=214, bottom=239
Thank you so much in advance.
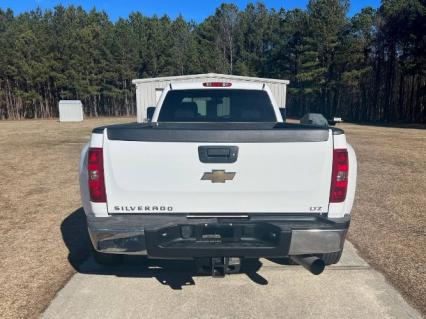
left=79, top=81, right=357, bottom=276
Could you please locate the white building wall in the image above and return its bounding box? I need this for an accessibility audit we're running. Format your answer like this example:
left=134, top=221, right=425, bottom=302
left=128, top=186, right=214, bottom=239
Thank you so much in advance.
left=133, top=73, right=289, bottom=123
left=59, top=100, right=83, bottom=122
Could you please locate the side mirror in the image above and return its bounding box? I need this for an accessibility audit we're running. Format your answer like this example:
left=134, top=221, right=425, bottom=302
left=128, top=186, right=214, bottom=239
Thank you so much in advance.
left=147, top=106, right=156, bottom=122
left=300, top=113, right=329, bottom=127
left=279, top=108, right=286, bottom=122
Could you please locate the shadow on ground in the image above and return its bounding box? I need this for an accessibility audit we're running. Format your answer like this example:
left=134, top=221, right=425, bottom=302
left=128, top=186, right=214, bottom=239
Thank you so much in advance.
left=61, top=207, right=92, bottom=270
left=61, top=207, right=276, bottom=289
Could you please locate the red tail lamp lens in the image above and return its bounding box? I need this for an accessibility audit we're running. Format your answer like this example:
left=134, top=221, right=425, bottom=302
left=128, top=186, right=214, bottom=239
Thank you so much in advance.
left=330, top=149, right=349, bottom=203
left=88, top=148, right=106, bottom=203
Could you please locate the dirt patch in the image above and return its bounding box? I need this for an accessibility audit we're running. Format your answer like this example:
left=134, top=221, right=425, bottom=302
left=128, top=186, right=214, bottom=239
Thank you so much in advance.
left=342, top=123, right=426, bottom=314
left=0, top=119, right=424, bottom=317
left=0, top=118, right=132, bottom=319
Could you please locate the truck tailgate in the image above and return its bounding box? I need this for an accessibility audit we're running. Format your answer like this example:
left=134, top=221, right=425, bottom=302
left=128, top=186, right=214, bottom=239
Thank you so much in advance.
left=102, top=126, right=333, bottom=214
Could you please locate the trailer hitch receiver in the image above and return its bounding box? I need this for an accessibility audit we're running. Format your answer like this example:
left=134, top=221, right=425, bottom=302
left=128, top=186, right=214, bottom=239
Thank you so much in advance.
left=196, top=257, right=242, bottom=277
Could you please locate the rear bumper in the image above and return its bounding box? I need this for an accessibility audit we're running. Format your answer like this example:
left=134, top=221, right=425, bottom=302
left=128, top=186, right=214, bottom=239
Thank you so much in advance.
left=87, top=214, right=349, bottom=258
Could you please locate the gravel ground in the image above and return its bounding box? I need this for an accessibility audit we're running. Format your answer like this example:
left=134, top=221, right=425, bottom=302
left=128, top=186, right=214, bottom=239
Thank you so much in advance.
left=0, top=119, right=424, bottom=318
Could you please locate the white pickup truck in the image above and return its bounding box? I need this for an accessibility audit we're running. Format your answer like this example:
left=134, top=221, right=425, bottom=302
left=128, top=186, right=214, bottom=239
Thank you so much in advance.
left=79, top=81, right=357, bottom=276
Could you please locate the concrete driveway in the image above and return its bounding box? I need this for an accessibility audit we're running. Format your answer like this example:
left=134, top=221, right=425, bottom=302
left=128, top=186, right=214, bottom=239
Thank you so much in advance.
left=43, top=242, right=421, bottom=319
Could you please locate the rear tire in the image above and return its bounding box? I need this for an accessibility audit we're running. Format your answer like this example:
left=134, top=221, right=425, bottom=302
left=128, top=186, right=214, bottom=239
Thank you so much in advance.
left=320, top=251, right=342, bottom=265
left=93, top=249, right=124, bottom=266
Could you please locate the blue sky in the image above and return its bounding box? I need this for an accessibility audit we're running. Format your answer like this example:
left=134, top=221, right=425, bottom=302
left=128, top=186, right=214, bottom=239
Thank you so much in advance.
left=0, top=0, right=381, bottom=22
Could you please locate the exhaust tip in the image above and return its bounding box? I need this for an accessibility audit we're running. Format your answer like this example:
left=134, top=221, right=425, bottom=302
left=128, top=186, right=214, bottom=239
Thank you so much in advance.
left=290, top=256, right=325, bottom=275
left=310, top=258, right=325, bottom=275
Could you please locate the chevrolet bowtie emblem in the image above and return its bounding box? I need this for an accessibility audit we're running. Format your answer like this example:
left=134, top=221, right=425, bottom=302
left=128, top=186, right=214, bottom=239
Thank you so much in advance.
left=201, top=170, right=236, bottom=183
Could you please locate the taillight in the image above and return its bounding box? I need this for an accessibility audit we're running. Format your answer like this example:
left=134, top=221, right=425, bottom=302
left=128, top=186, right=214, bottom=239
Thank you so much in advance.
left=203, top=82, right=232, bottom=87
left=88, top=148, right=106, bottom=202
left=330, top=149, right=349, bottom=203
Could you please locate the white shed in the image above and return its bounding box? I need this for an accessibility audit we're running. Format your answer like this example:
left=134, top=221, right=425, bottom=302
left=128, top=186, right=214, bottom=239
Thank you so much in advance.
left=132, top=73, right=289, bottom=123
left=58, top=100, right=84, bottom=122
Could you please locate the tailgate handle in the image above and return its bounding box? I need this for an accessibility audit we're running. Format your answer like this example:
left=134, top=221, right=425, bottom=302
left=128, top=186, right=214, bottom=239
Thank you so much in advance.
left=198, top=146, right=238, bottom=163
left=208, top=148, right=229, bottom=157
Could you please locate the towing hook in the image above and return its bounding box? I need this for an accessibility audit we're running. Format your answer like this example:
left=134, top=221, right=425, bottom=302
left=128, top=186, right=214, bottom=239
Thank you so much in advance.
left=290, top=256, right=325, bottom=275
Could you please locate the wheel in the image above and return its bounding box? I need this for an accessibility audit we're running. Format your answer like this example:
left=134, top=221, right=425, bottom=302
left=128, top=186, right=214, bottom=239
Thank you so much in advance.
left=93, top=249, right=124, bottom=266
left=320, top=251, right=342, bottom=265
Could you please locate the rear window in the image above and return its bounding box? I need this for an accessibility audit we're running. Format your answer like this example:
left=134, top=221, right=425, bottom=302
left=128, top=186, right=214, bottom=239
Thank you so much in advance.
left=157, top=89, right=276, bottom=122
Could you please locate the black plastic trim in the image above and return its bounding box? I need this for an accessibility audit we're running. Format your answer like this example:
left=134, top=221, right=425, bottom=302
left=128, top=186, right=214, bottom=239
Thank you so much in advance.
left=198, top=146, right=239, bottom=163
left=145, top=222, right=292, bottom=258
left=95, top=122, right=330, bottom=143
left=109, top=129, right=329, bottom=143
left=331, top=127, right=345, bottom=135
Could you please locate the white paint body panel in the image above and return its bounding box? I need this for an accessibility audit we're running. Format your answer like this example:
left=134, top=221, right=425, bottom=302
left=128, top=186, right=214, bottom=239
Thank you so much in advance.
left=80, top=138, right=357, bottom=218
left=103, top=136, right=333, bottom=214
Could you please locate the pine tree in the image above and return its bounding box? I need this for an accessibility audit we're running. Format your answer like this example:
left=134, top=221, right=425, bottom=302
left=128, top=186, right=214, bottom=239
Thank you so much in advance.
left=0, top=2, right=424, bottom=123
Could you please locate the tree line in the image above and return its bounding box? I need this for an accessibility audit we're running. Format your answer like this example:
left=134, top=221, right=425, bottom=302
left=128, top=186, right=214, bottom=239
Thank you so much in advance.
left=0, top=0, right=424, bottom=123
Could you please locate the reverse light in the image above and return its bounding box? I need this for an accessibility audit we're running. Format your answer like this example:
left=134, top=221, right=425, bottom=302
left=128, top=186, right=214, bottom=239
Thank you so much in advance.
left=203, top=82, right=232, bottom=87
left=88, top=147, right=106, bottom=202
left=330, top=149, right=349, bottom=203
